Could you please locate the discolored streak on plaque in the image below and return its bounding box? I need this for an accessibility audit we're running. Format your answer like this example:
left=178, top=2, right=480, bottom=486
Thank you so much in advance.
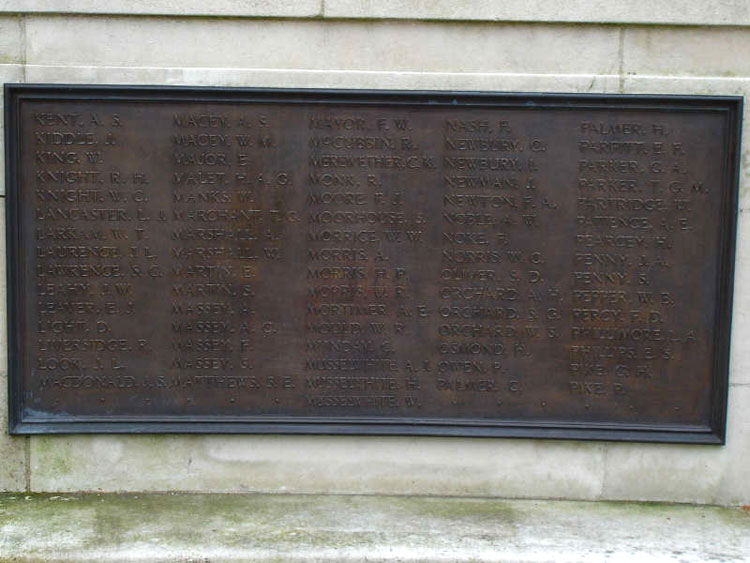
left=4, top=85, right=742, bottom=442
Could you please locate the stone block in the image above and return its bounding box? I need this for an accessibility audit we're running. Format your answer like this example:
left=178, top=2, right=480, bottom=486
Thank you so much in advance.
left=325, top=0, right=750, bottom=27
left=731, top=213, right=750, bottom=386
left=623, top=27, right=750, bottom=77
left=0, top=379, right=26, bottom=491
left=0, top=17, right=21, bottom=64
left=0, top=64, right=23, bottom=197
left=0, top=382, right=26, bottom=492
left=30, top=434, right=605, bottom=499
left=717, top=385, right=750, bottom=505
left=602, top=386, right=750, bottom=505
left=24, top=17, right=621, bottom=75
left=601, top=441, right=726, bottom=504
left=0, top=198, right=27, bottom=492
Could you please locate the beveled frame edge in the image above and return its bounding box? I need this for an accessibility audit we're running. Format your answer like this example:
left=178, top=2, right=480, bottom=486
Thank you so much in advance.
left=710, top=94, right=743, bottom=446
left=4, top=84, right=742, bottom=444
left=5, top=83, right=25, bottom=437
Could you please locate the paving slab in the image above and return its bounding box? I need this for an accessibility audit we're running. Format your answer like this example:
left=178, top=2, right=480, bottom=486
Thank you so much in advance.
left=0, top=493, right=748, bottom=562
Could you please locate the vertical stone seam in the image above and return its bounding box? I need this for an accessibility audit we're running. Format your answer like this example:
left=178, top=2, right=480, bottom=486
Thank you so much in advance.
left=24, top=438, right=30, bottom=492
left=617, top=26, right=625, bottom=93
left=19, top=14, right=26, bottom=82
left=599, top=443, right=609, bottom=500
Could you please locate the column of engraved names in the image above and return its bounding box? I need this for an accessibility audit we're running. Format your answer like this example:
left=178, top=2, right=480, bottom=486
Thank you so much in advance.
left=168, top=109, right=293, bottom=410
left=303, top=110, right=435, bottom=415
left=31, top=107, right=154, bottom=408
left=439, top=116, right=564, bottom=414
left=571, top=117, right=700, bottom=413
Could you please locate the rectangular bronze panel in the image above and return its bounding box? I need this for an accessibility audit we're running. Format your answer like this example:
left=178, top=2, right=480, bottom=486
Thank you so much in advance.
left=5, top=85, right=741, bottom=442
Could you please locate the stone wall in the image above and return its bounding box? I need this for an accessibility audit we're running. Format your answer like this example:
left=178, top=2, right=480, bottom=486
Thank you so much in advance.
left=1, top=1, right=748, bottom=505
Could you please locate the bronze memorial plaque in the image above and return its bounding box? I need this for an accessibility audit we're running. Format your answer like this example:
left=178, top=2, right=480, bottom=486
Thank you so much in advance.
left=5, top=85, right=741, bottom=442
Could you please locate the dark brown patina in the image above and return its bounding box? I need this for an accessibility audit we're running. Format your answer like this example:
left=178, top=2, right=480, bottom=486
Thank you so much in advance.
left=5, top=86, right=741, bottom=442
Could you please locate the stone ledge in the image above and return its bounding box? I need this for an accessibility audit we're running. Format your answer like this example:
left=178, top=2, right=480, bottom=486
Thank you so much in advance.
left=0, top=0, right=323, bottom=18
left=0, top=493, right=747, bottom=562
left=1, top=0, right=750, bottom=26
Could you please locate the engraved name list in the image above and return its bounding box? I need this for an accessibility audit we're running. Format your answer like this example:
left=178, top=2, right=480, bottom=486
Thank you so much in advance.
left=6, top=87, right=740, bottom=442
